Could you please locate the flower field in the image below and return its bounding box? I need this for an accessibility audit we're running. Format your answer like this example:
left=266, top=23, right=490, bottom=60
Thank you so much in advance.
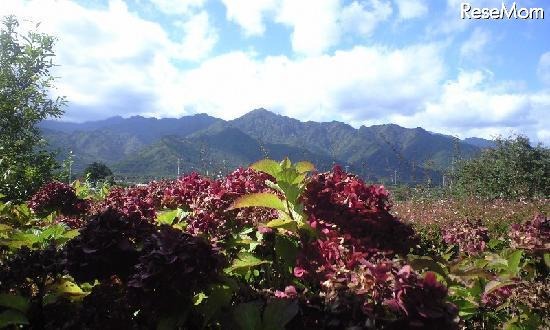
left=0, top=159, right=548, bottom=329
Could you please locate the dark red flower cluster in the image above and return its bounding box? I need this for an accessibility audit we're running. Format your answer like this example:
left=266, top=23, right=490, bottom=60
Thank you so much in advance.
left=303, top=165, right=391, bottom=217
left=297, top=166, right=415, bottom=283
left=312, top=259, right=457, bottom=329
left=146, top=179, right=175, bottom=208
left=98, top=186, right=157, bottom=221
left=28, top=181, right=89, bottom=217
left=442, top=219, right=489, bottom=255
left=163, top=168, right=276, bottom=236
left=0, top=243, right=64, bottom=297
left=71, top=278, right=139, bottom=329
left=509, top=214, right=549, bottom=253
left=385, top=267, right=458, bottom=329
left=481, top=284, right=516, bottom=308
left=64, top=208, right=155, bottom=282
left=53, top=214, right=86, bottom=229
left=128, top=225, right=222, bottom=318
left=161, top=172, right=212, bottom=209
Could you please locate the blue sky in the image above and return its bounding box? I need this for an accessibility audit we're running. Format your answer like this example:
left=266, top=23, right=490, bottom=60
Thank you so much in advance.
left=2, top=0, right=549, bottom=143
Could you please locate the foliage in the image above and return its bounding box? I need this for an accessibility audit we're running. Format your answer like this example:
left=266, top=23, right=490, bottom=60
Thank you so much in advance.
left=0, top=15, right=65, bottom=202
left=27, top=181, right=88, bottom=217
left=0, top=159, right=548, bottom=329
left=83, top=161, right=113, bottom=183
left=453, top=135, right=549, bottom=199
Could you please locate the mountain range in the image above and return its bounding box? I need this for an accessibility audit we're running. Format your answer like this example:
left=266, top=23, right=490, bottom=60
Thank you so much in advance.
left=39, top=108, right=491, bottom=184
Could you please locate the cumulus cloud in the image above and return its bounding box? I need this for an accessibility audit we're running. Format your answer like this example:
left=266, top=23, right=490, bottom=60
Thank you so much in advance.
left=0, top=0, right=547, bottom=144
left=391, top=71, right=549, bottom=144
left=395, top=0, right=428, bottom=20
left=275, top=0, right=342, bottom=55
left=537, top=52, right=550, bottom=86
left=221, top=0, right=393, bottom=55
left=134, top=44, right=442, bottom=123
left=150, top=0, right=206, bottom=15
left=340, top=0, right=393, bottom=36
left=0, top=0, right=219, bottom=120
left=221, top=0, right=277, bottom=36
left=172, top=11, right=218, bottom=60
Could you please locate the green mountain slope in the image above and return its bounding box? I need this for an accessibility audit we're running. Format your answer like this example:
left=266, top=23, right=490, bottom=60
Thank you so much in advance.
left=41, top=109, right=484, bottom=183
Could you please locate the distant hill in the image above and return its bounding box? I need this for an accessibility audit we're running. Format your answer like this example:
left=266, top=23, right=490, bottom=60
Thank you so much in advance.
left=463, top=137, right=497, bottom=149
left=40, top=108, right=487, bottom=184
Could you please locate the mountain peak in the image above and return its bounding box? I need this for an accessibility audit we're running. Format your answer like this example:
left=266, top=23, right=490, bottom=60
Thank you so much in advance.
left=239, top=108, right=278, bottom=118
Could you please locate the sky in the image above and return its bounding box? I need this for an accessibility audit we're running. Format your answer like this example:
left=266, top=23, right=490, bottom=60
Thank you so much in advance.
left=1, top=0, right=549, bottom=143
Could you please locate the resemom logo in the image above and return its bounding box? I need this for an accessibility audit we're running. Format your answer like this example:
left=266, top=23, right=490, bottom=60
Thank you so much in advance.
left=461, top=1, right=545, bottom=19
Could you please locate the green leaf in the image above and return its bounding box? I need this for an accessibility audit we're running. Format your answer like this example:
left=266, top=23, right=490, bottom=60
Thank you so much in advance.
left=448, top=286, right=479, bottom=319
left=294, top=161, right=315, bottom=173
left=52, top=279, right=86, bottom=299
left=266, top=217, right=297, bottom=232
left=250, top=159, right=281, bottom=178
left=233, top=301, right=262, bottom=330
left=0, top=309, right=29, bottom=328
left=0, top=294, right=29, bottom=313
left=488, top=238, right=505, bottom=250
left=291, top=173, right=307, bottom=185
left=197, top=284, right=234, bottom=324
left=543, top=253, right=550, bottom=269
left=262, top=299, right=299, bottom=330
left=274, top=235, right=299, bottom=272
left=225, top=253, right=272, bottom=274
left=277, top=182, right=301, bottom=205
left=408, top=256, right=448, bottom=279
left=156, top=209, right=179, bottom=225
left=484, top=253, right=508, bottom=271
left=193, top=292, right=208, bottom=306
left=505, top=250, right=523, bottom=277
left=229, top=193, right=287, bottom=212
left=280, top=158, right=291, bottom=169
left=0, top=223, right=12, bottom=231
left=264, top=180, right=284, bottom=194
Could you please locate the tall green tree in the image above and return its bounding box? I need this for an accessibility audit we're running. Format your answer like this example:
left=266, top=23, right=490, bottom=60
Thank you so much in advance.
left=0, top=15, right=65, bottom=202
left=453, top=135, right=549, bottom=199
left=84, top=162, right=113, bottom=183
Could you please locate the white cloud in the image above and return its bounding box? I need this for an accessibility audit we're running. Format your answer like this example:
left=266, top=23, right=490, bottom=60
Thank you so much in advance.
left=537, top=51, right=550, bottom=86
left=391, top=71, right=550, bottom=144
left=146, top=44, right=444, bottom=123
left=460, top=27, right=491, bottom=60
left=0, top=0, right=220, bottom=119
left=172, top=11, right=218, bottom=60
left=395, top=0, right=427, bottom=20
left=150, top=0, right=206, bottom=15
left=275, top=0, right=341, bottom=55
left=341, top=0, right=393, bottom=36
left=221, top=0, right=393, bottom=55
left=1, top=0, right=547, bottom=145
left=221, top=0, right=277, bottom=36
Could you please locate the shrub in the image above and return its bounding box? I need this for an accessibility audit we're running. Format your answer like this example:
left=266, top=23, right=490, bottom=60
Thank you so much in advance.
left=453, top=135, right=549, bottom=199
left=28, top=181, right=88, bottom=217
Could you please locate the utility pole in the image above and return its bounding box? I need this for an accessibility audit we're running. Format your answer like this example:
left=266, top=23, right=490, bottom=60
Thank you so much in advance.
left=177, top=158, right=180, bottom=177
left=68, top=150, right=73, bottom=184
left=393, top=169, right=397, bottom=185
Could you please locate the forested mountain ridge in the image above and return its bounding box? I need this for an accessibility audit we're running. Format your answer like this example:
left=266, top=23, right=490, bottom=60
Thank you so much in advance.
left=40, top=108, right=486, bottom=183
